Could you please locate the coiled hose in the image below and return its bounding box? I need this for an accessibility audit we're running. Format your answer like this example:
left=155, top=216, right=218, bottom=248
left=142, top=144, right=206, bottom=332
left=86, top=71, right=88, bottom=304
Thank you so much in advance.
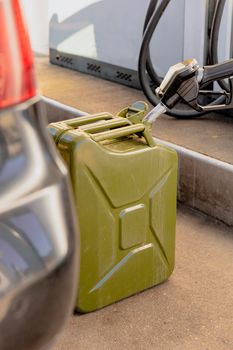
left=138, top=0, right=228, bottom=118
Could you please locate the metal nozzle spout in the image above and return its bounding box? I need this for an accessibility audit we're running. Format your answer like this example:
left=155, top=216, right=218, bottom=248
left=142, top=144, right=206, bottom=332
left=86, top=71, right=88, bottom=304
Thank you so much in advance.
left=143, top=103, right=167, bottom=125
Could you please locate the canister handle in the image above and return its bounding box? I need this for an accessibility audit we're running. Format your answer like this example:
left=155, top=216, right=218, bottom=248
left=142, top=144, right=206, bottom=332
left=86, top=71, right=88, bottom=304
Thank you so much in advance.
left=79, top=117, right=130, bottom=133
left=91, top=124, right=155, bottom=147
left=64, top=113, right=113, bottom=128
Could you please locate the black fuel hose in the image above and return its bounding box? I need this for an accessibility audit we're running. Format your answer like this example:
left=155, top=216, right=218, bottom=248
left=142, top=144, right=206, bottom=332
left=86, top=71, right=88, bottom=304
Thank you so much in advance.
left=143, top=0, right=161, bottom=86
left=209, top=0, right=229, bottom=92
left=139, top=0, right=227, bottom=118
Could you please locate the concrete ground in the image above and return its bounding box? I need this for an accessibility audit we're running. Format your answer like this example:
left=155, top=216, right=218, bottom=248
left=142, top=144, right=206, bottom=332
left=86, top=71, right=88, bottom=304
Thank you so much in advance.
left=35, top=58, right=233, bottom=349
left=36, top=57, right=233, bottom=165
left=52, top=206, right=233, bottom=350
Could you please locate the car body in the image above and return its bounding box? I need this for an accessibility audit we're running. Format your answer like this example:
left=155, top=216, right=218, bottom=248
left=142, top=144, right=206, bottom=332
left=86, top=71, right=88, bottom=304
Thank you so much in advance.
left=0, top=1, right=79, bottom=349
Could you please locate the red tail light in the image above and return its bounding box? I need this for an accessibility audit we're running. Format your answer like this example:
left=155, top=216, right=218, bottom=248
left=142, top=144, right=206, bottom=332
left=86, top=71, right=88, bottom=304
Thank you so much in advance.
left=0, top=0, right=36, bottom=109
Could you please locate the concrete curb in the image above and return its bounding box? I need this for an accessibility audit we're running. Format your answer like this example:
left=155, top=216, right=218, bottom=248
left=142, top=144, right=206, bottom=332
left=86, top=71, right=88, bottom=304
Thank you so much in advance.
left=42, top=96, right=233, bottom=227
left=42, top=96, right=84, bottom=122
left=156, top=139, right=233, bottom=227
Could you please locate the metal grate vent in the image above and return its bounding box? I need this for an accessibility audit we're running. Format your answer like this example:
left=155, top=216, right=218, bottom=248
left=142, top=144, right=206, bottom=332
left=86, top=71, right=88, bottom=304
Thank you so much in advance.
left=116, top=71, right=132, bottom=82
left=56, top=55, right=73, bottom=65
left=51, top=49, right=140, bottom=89
left=86, top=63, right=101, bottom=73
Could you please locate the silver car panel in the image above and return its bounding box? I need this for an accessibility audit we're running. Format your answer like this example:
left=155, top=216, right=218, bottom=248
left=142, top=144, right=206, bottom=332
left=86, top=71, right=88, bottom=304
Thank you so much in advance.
left=0, top=97, right=79, bottom=350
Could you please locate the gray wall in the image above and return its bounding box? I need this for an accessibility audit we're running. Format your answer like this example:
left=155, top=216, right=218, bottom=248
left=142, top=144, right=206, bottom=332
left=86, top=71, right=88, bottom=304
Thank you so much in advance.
left=49, top=0, right=209, bottom=76
left=21, top=0, right=49, bottom=55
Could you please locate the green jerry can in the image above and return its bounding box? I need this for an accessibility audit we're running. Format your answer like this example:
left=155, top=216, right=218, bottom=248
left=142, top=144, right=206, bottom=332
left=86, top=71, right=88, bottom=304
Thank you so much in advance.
left=48, top=101, right=178, bottom=313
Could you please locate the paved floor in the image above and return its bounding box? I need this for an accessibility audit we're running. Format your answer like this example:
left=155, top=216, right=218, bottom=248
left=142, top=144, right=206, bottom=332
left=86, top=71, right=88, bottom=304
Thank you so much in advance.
left=36, top=57, right=233, bottom=165
left=52, top=206, right=233, bottom=350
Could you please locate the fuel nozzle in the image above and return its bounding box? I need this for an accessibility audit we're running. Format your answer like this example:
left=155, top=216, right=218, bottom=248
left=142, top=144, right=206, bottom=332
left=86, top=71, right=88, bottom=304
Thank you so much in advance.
left=143, top=58, right=233, bottom=124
